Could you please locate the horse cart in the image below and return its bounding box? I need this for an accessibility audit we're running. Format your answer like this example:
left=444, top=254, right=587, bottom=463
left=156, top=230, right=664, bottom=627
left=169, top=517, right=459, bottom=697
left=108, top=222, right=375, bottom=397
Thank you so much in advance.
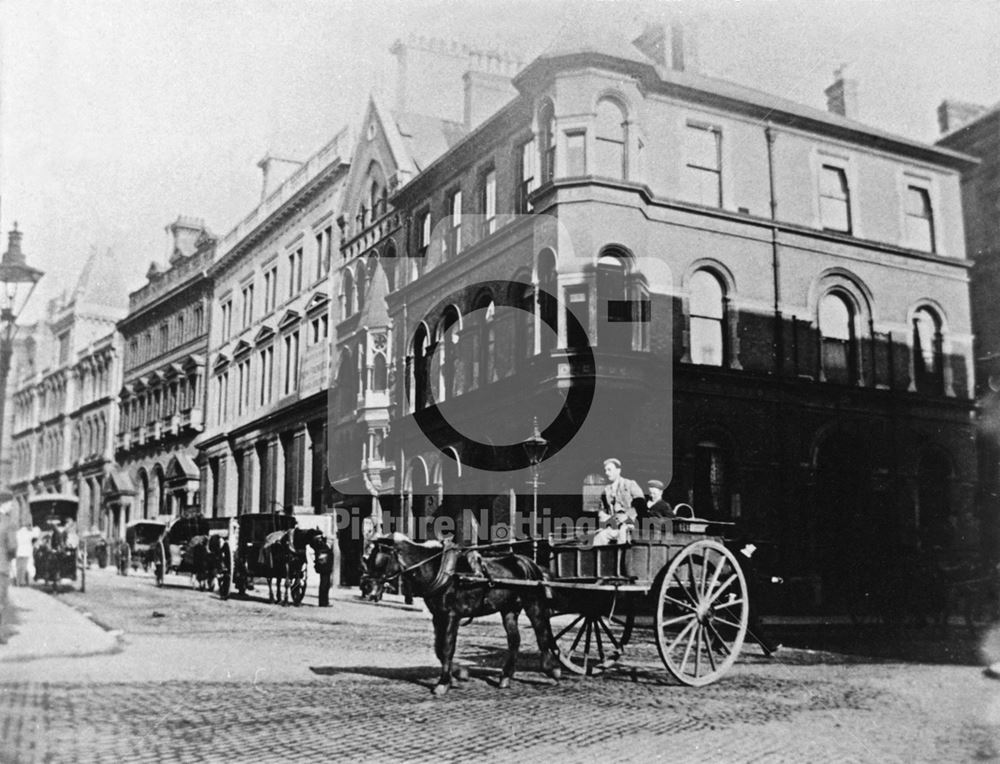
left=222, top=512, right=304, bottom=603
left=120, top=520, right=167, bottom=574
left=151, top=515, right=221, bottom=590
left=29, top=494, right=87, bottom=593
left=531, top=515, right=749, bottom=686
left=366, top=507, right=750, bottom=690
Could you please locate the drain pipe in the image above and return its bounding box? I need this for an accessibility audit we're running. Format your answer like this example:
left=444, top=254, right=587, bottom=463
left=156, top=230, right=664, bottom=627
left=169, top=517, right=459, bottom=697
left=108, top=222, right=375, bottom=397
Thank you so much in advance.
left=765, top=123, right=782, bottom=375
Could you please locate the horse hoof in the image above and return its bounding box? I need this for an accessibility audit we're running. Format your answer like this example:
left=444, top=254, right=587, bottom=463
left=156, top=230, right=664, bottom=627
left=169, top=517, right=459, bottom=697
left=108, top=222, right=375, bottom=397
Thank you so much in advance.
left=498, top=677, right=511, bottom=689
left=455, top=667, right=469, bottom=682
left=549, top=668, right=561, bottom=682
left=432, top=683, right=450, bottom=697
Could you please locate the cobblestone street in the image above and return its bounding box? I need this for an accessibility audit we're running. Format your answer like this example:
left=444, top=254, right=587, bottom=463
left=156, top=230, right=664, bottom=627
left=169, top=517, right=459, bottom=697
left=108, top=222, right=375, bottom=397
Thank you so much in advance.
left=2, top=568, right=999, bottom=762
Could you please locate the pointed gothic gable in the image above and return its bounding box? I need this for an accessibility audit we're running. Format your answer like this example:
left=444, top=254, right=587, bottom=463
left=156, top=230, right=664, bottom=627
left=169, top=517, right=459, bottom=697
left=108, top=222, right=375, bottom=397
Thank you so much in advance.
left=358, top=261, right=391, bottom=328
left=254, top=325, right=276, bottom=345
left=304, top=291, right=331, bottom=315
left=341, top=96, right=413, bottom=237
left=278, top=309, right=301, bottom=331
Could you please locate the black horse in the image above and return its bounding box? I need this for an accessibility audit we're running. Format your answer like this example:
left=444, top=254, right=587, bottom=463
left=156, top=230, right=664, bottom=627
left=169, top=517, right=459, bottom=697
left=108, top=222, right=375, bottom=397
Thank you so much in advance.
left=362, top=533, right=561, bottom=696
left=258, top=527, right=329, bottom=605
left=185, top=535, right=218, bottom=592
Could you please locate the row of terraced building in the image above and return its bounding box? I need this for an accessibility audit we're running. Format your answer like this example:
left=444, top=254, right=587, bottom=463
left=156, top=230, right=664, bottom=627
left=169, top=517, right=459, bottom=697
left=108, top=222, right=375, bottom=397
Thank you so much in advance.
left=7, top=25, right=1000, bottom=610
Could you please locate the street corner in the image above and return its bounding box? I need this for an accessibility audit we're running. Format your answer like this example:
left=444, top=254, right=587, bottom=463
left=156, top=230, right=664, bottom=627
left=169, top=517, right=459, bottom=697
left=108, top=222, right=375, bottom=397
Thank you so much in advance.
left=0, top=585, right=122, bottom=663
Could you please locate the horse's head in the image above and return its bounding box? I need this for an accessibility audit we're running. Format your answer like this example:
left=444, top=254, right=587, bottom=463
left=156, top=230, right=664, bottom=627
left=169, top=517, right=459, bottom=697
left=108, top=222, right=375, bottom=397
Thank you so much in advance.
left=360, top=535, right=402, bottom=602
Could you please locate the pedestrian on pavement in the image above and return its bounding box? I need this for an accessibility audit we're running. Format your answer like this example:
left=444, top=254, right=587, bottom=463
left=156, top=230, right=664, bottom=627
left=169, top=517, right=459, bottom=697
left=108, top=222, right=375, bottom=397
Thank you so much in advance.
left=593, top=458, right=645, bottom=545
left=314, top=544, right=334, bottom=607
left=0, top=497, right=18, bottom=643
left=15, top=524, right=33, bottom=586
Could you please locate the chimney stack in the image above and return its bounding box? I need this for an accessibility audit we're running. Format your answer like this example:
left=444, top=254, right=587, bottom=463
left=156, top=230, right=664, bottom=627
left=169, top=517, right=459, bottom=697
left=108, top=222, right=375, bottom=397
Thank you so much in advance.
left=257, top=154, right=303, bottom=202
left=633, top=21, right=699, bottom=72
left=937, top=99, right=988, bottom=134
left=166, top=216, right=206, bottom=263
left=825, top=65, right=859, bottom=119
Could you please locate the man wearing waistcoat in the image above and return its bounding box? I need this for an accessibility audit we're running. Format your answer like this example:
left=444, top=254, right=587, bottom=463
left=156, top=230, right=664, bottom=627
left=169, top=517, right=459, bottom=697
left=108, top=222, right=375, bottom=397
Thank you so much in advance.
left=593, top=458, right=645, bottom=545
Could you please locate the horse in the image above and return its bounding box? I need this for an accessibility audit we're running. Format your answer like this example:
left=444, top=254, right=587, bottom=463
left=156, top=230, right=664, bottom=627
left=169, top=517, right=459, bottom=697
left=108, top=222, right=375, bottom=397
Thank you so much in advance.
left=257, top=527, right=329, bottom=605
left=362, top=532, right=562, bottom=696
left=184, top=535, right=217, bottom=592
left=34, top=526, right=69, bottom=593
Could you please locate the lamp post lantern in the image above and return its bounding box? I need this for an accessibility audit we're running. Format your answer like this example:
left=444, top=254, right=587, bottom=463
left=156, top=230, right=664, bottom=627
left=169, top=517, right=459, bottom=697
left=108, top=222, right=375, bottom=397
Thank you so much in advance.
left=522, top=416, right=548, bottom=556
left=0, top=223, right=44, bottom=511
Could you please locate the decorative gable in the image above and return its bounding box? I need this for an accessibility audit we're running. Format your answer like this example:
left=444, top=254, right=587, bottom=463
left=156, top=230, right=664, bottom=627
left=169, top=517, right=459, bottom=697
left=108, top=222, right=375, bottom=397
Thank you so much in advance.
left=254, top=325, right=276, bottom=345
left=233, top=340, right=252, bottom=359
left=304, top=291, right=331, bottom=316
left=212, top=354, right=230, bottom=373
left=278, top=310, right=301, bottom=332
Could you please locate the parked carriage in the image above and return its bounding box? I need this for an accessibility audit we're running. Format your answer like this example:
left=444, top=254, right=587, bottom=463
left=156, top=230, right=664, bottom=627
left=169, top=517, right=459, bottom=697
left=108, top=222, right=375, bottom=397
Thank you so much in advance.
left=221, top=513, right=303, bottom=603
left=29, top=494, right=87, bottom=593
left=122, top=520, right=167, bottom=574
left=151, top=515, right=218, bottom=589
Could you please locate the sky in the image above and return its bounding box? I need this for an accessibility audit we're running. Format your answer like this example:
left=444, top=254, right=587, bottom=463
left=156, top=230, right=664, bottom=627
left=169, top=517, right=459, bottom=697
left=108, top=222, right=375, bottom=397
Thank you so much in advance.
left=2, top=0, right=998, bottom=322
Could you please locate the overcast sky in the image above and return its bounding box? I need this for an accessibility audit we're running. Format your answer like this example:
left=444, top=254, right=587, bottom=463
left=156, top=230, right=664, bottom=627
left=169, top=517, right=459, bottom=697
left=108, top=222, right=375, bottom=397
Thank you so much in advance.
left=2, top=0, right=998, bottom=322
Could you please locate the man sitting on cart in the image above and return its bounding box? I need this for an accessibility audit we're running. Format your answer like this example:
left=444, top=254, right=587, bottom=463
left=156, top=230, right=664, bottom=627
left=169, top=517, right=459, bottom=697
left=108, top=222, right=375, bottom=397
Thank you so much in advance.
left=592, top=458, right=645, bottom=546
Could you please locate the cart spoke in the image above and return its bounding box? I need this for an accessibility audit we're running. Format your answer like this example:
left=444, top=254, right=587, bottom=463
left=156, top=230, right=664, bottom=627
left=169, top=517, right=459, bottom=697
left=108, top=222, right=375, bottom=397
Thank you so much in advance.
left=699, top=549, right=713, bottom=599
left=672, top=567, right=701, bottom=609
left=667, top=615, right=698, bottom=655
left=659, top=613, right=696, bottom=629
left=711, top=615, right=744, bottom=631
left=582, top=619, right=593, bottom=672
left=554, top=614, right=585, bottom=642
left=705, top=552, right=726, bottom=601
left=679, top=622, right=698, bottom=677
left=704, top=621, right=733, bottom=657
left=686, top=554, right=702, bottom=601
left=706, top=573, right=739, bottom=606
left=597, top=617, right=622, bottom=652
left=567, top=617, right=588, bottom=655
left=662, top=594, right=698, bottom=612
left=701, top=626, right=718, bottom=672
left=592, top=617, right=606, bottom=663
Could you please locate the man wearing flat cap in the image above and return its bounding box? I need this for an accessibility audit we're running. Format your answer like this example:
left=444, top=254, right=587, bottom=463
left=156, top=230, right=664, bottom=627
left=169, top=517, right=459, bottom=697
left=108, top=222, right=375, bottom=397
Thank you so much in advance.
left=646, top=480, right=674, bottom=519
left=593, top=458, right=645, bottom=545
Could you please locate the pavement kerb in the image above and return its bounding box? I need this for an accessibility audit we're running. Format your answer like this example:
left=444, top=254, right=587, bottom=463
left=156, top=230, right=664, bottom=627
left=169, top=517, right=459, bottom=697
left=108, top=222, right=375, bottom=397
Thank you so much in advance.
left=1, top=584, right=124, bottom=663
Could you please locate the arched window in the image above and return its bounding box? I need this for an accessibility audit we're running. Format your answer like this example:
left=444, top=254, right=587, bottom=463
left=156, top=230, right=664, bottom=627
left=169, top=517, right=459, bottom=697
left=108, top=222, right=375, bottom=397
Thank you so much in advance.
left=436, top=306, right=462, bottom=399
left=411, top=325, right=430, bottom=412
left=913, top=306, right=943, bottom=395
left=537, top=251, right=558, bottom=352
left=597, top=252, right=630, bottom=351
left=819, top=291, right=857, bottom=384
left=372, top=353, right=388, bottom=392
left=483, top=300, right=497, bottom=384
left=689, top=270, right=726, bottom=366
left=342, top=269, right=354, bottom=317
left=595, top=98, right=627, bottom=180
left=337, top=349, right=357, bottom=418
left=355, top=262, right=366, bottom=314
left=539, top=100, right=556, bottom=183
left=514, top=282, right=535, bottom=364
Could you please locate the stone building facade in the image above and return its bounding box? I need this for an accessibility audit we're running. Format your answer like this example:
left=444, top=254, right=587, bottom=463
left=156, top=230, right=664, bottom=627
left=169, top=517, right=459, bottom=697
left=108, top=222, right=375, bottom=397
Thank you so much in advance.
left=9, top=248, right=128, bottom=531
left=196, top=129, right=349, bottom=524
left=937, top=100, right=1000, bottom=558
left=328, top=28, right=978, bottom=609
left=112, top=217, right=216, bottom=534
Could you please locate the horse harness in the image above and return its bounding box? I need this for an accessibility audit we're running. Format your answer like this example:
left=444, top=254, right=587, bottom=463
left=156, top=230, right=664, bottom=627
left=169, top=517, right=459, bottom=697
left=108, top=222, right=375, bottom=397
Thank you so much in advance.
left=371, top=539, right=466, bottom=597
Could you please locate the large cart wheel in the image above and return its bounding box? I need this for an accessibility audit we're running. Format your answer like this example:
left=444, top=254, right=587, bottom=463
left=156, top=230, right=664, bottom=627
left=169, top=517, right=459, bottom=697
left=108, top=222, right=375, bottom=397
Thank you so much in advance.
left=291, top=573, right=306, bottom=606
left=552, top=610, right=634, bottom=675
left=655, top=539, right=748, bottom=687
left=218, top=544, right=232, bottom=600
left=154, top=541, right=166, bottom=587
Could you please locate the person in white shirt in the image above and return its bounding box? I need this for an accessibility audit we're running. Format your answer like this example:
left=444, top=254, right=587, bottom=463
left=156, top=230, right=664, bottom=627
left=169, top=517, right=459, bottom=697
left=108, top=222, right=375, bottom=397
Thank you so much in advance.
left=15, top=525, right=33, bottom=586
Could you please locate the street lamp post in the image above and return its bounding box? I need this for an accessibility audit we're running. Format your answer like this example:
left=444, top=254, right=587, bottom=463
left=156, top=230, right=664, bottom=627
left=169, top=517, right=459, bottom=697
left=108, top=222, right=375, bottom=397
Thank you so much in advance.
left=522, top=417, right=548, bottom=558
left=0, top=224, right=44, bottom=517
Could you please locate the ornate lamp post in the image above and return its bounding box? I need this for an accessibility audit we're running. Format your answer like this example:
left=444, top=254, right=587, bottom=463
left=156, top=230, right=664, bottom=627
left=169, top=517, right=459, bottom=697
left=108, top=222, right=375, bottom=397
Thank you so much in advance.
left=0, top=224, right=44, bottom=510
left=522, top=417, right=548, bottom=556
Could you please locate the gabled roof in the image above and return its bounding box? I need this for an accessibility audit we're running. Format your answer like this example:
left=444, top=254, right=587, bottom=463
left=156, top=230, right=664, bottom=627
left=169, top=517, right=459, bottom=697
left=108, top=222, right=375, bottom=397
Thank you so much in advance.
left=232, top=340, right=252, bottom=358
left=73, top=247, right=130, bottom=312
left=181, top=354, right=204, bottom=371
left=391, top=110, right=467, bottom=173
left=212, top=354, right=230, bottom=372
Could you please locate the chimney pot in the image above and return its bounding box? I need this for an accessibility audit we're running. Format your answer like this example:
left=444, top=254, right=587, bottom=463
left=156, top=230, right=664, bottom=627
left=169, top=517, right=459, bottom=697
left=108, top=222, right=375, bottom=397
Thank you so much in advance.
left=937, top=99, right=988, bottom=134
left=825, top=66, right=859, bottom=119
